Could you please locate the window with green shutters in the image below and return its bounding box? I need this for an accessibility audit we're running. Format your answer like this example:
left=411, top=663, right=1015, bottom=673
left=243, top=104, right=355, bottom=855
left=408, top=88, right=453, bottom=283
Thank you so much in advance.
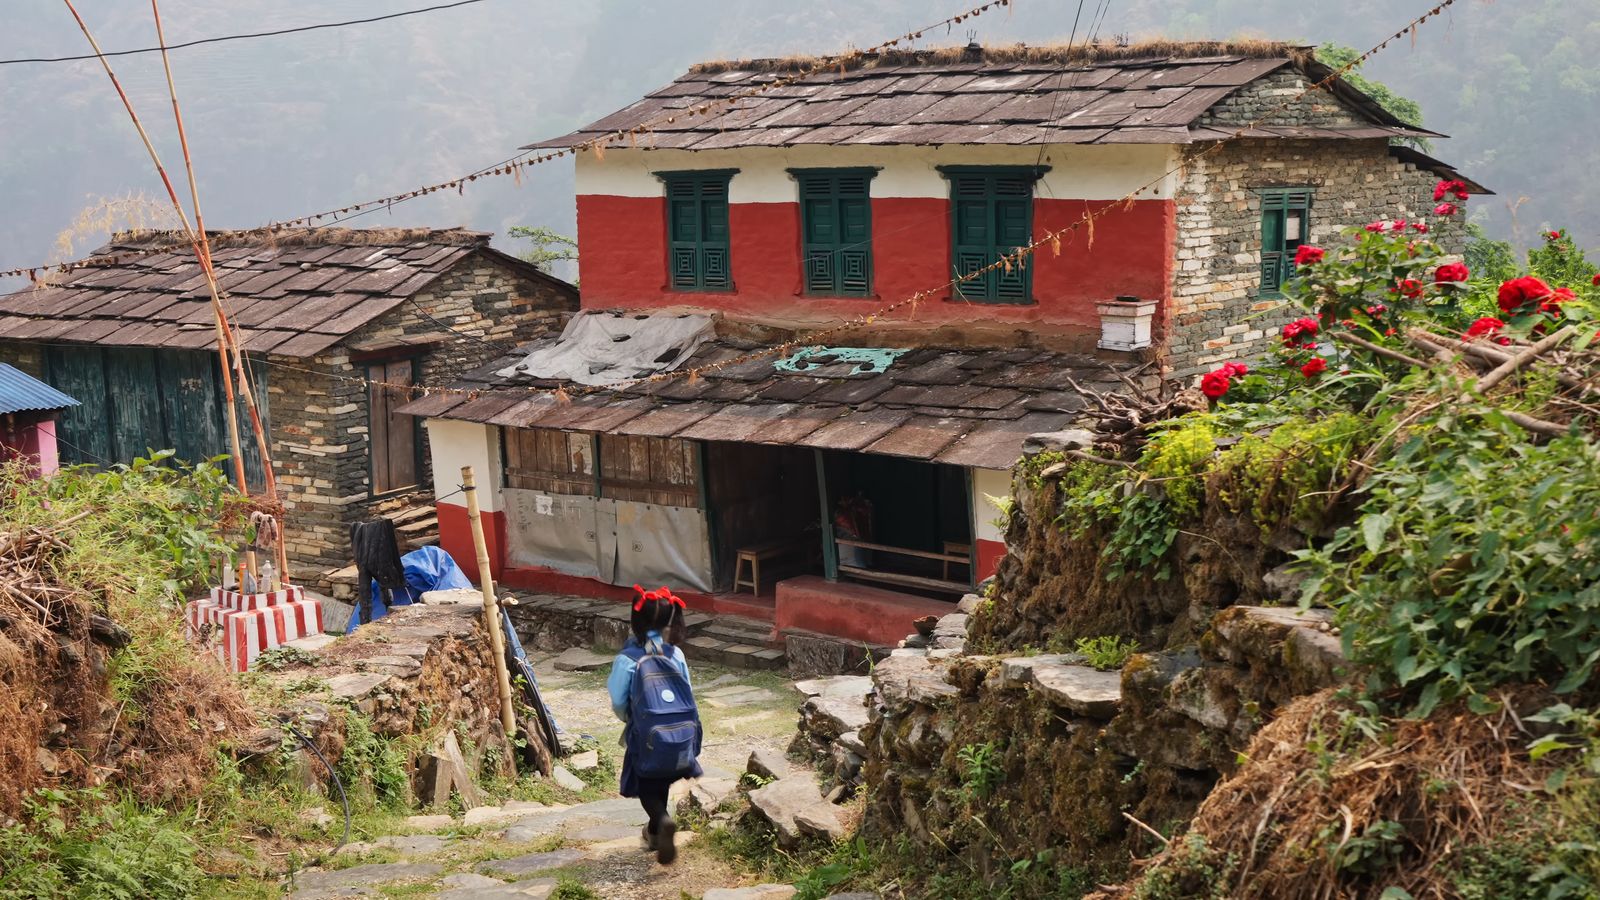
left=1258, top=188, right=1313, bottom=295
left=940, top=166, right=1047, bottom=304
left=660, top=169, right=735, bottom=292
left=791, top=168, right=876, bottom=297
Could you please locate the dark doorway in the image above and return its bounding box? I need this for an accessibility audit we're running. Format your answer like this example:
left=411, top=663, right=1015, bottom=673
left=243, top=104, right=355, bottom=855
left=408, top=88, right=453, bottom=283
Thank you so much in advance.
left=818, top=450, right=973, bottom=598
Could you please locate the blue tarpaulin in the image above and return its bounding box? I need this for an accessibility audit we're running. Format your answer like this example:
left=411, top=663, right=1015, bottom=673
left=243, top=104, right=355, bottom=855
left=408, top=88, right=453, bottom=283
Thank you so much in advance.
left=346, top=545, right=473, bottom=633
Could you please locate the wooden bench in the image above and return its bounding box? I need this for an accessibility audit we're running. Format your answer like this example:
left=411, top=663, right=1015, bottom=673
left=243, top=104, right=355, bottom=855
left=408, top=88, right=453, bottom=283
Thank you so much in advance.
left=834, top=538, right=972, bottom=595
left=733, top=538, right=809, bottom=596
left=942, top=541, right=972, bottom=581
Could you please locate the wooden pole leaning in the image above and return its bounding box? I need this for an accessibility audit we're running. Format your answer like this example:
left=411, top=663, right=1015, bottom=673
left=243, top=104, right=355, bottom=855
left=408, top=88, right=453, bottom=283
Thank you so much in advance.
left=461, top=466, right=517, bottom=741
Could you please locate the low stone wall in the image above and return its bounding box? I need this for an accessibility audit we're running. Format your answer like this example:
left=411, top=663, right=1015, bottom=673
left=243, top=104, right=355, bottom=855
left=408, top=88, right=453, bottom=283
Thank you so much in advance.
left=240, top=602, right=538, bottom=798
left=855, top=605, right=1344, bottom=879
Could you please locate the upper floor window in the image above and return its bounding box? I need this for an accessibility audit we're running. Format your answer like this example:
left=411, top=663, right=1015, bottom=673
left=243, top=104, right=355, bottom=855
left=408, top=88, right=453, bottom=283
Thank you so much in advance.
left=792, top=168, right=876, bottom=297
left=939, top=166, right=1046, bottom=305
left=660, top=170, right=736, bottom=292
left=1259, top=188, right=1313, bottom=296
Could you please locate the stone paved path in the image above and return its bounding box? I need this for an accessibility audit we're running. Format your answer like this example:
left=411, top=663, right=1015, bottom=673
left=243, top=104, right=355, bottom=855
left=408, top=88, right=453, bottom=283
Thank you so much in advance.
left=278, top=647, right=810, bottom=900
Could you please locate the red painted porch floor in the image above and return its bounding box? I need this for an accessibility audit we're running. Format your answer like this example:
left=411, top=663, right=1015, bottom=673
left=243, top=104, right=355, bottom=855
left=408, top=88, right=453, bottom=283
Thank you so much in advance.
left=500, top=566, right=956, bottom=650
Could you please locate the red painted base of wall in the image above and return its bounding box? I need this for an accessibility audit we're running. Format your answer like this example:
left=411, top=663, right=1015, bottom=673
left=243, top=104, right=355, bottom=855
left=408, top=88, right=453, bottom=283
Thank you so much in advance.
left=976, top=539, right=1006, bottom=582
left=437, top=502, right=507, bottom=584
left=775, top=575, right=953, bottom=647
left=496, top=564, right=775, bottom=622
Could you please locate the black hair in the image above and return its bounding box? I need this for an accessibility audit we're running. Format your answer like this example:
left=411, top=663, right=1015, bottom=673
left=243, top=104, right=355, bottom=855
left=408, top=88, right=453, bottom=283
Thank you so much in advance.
left=630, top=587, right=686, bottom=646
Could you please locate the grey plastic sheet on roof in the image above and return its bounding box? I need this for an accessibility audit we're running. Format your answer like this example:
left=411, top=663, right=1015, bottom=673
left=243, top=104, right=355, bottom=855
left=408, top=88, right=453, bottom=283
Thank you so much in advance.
left=495, top=311, right=715, bottom=386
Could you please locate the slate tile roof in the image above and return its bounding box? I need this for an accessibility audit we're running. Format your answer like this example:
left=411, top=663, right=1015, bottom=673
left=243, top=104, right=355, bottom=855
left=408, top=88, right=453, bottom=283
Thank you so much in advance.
left=0, top=228, right=564, bottom=358
left=401, top=333, right=1132, bottom=470
left=525, top=42, right=1439, bottom=152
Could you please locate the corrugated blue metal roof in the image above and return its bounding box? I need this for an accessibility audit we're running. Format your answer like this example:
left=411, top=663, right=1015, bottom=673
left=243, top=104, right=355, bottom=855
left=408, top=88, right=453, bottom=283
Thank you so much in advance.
left=0, top=363, right=79, bottom=415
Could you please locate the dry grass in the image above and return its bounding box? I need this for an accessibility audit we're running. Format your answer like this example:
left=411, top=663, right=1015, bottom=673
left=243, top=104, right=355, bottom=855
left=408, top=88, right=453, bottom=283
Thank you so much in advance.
left=105, top=225, right=487, bottom=252
left=1099, top=688, right=1574, bottom=900
left=691, top=39, right=1306, bottom=74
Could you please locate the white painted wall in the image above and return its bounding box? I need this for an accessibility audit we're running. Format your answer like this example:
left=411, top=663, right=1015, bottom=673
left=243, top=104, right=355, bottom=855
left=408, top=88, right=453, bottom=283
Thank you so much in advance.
left=576, top=144, right=1181, bottom=203
left=424, top=418, right=503, bottom=513
left=971, top=466, right=1014, bottom=546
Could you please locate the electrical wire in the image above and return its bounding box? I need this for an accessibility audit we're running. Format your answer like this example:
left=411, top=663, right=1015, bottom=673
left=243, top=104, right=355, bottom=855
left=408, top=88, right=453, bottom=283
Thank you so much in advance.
left=287, top=723, right=351, bottom=853
left=0, top=0, right=494, bottom=66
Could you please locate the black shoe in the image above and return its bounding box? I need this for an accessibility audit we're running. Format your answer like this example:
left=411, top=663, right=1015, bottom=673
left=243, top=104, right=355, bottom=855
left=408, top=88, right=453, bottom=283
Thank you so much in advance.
left=656, top=818, right=677, bottom=865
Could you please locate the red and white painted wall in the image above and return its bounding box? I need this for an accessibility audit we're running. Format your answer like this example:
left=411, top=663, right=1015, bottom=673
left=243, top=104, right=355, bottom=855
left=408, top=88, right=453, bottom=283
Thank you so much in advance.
left=424, top=418, right=507, bottom=584
left=970, top=466, right=1012, bottom=582
left=574, top=143, right=1180, bottom=343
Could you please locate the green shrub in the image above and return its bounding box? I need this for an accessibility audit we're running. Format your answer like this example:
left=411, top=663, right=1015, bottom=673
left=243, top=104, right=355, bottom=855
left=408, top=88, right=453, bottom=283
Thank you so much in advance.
left=0, top=788, right=203, bottom=900
left=1075, top=635, right=1140, bottom=671
left=1301, top=424, right=1600, bottom=714
left=956, top=741, right=1005, bottom=800
left=1140, top=418, right=1217, bottom=518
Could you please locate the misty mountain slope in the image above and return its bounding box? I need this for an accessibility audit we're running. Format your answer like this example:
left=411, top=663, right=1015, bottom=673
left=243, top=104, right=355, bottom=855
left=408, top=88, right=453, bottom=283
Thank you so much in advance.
left=1, top=0, right=1591, bottom=287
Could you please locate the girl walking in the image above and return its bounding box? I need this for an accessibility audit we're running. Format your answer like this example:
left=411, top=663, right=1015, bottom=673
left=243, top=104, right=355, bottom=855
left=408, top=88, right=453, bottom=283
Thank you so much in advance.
left=607, top=585, right=704, bottom=864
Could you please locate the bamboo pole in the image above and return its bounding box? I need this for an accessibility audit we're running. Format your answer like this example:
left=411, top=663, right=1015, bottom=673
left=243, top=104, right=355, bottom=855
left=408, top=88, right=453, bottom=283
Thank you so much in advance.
left=461, top=466, right=517, bottom=740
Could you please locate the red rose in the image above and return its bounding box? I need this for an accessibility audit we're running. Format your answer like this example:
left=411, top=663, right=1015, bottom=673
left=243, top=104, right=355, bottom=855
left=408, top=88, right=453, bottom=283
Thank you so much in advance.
left=1547, top=230, right=1562, bottom=241
left=1200, top=370, right=1231, bottom=399
left=1293, top=245, right=1325, bottom=266
left=1465, top=316, right=1505, bottom=339
left=1221, top=362, right=1249, bottom=377
left=1434, top=202, right=1459, bottom=216
left=1365, top=303, right=1389, bottom=316
left=1411, top=222, right=1430, bottom=234
left=1300, top=357, right=1328, bottom=377
left=1396, top=278, right=1425, bottom=299
left=1495, top=336, right=1512, bottom=346
left=1540, top=286, right=1576, bottom=315
left=1364, top=221, right=1385, bottom=233
left=1282, top=316, right=1320, bottom=343
left=1433, top=179, right=1469, bottom=201
left=1498, top=276, right=1555, bottom=314
left=1434, top=262, right=1470, bottom=283
left=1592, top=273, right=1600, bottom=286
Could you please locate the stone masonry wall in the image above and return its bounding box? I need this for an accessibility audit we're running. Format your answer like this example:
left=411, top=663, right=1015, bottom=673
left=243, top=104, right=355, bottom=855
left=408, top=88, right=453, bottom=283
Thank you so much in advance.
left=1165, top=138, right=1467, bottom=379
left=1197, top=69, right=1369, bottom=129
left=271, top=253, right=575, bottom=586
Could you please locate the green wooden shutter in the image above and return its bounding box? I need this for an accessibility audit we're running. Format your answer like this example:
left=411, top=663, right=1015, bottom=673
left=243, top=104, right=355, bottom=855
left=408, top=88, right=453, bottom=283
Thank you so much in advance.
left=944, top=167, right=1043, bottom=304
left=662, top=170, right=735, bottom=292
left=1259, top=188, right=1313, bottom=295
left=795, top=168, right=875, bottom=297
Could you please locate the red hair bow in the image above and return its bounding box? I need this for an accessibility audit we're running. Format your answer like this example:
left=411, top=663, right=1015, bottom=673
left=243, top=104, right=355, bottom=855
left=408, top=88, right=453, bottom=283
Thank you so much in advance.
left=632, top=584, right=686, bottom=611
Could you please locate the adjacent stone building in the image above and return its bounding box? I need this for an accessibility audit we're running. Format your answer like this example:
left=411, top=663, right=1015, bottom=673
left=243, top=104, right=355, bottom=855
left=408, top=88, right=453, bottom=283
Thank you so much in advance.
left=0, top=227, right=577, bottom=586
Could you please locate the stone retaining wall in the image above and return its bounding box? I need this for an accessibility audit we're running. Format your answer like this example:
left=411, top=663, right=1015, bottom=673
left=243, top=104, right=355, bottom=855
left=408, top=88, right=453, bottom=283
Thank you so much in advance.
left=852, top=605, right=1344, bottom=878
left=241, top=602, right=542, bottom=798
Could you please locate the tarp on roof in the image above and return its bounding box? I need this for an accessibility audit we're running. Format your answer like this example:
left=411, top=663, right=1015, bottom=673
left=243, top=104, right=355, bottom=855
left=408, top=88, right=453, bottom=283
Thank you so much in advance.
left=495, top=311, right=715, bottom=386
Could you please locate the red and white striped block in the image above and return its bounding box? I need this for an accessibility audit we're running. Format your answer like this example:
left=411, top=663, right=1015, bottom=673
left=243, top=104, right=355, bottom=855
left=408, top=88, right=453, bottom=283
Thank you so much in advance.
left=185, top=586, right=323, bottom=672
left=220, top=599, right=324, bottom=673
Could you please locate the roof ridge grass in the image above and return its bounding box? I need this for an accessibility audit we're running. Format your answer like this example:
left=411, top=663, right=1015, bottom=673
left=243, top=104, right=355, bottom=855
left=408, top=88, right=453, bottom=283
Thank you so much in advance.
left=106, top=226, right=489, bottom=251
left=690, top=39, right=1308, bottom=75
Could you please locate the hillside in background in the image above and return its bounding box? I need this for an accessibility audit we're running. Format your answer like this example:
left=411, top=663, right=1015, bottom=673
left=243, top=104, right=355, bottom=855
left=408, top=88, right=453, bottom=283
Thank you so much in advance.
left=1, top=0, right=1593, bottom=284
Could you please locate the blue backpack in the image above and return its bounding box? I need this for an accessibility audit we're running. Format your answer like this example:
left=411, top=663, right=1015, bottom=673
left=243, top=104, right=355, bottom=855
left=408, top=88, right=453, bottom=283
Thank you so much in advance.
left=622, top=642, right=703, bottom=778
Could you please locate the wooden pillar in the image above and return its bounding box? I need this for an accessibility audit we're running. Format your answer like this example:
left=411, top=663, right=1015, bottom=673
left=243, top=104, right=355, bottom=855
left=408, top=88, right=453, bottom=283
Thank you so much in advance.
left=462, top=465, right=517, bottom=741
left=813, top=449, right=838, bottom=581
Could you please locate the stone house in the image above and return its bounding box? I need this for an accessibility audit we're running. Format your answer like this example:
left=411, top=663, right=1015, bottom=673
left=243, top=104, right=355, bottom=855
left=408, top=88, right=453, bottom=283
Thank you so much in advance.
left=403, top=41, right=1482, bottom=646
left=0, top=228, right=577, bottom=586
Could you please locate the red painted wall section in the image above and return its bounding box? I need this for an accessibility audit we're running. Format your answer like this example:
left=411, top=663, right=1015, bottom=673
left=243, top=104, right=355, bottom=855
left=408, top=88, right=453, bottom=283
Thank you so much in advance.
left=575, top=193, right=1174, bottom=336
left=437, top=502, right=506, bottom=584
left=976, top=538, right=1005, bottom=583
left=775, top=575, right=953, bottom=646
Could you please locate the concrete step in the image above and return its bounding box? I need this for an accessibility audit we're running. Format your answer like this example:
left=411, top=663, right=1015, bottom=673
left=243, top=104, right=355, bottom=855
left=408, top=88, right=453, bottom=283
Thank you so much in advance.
left=681, top=635, right=786, bottom=671
left=698, top=619, right=779, bottom=648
